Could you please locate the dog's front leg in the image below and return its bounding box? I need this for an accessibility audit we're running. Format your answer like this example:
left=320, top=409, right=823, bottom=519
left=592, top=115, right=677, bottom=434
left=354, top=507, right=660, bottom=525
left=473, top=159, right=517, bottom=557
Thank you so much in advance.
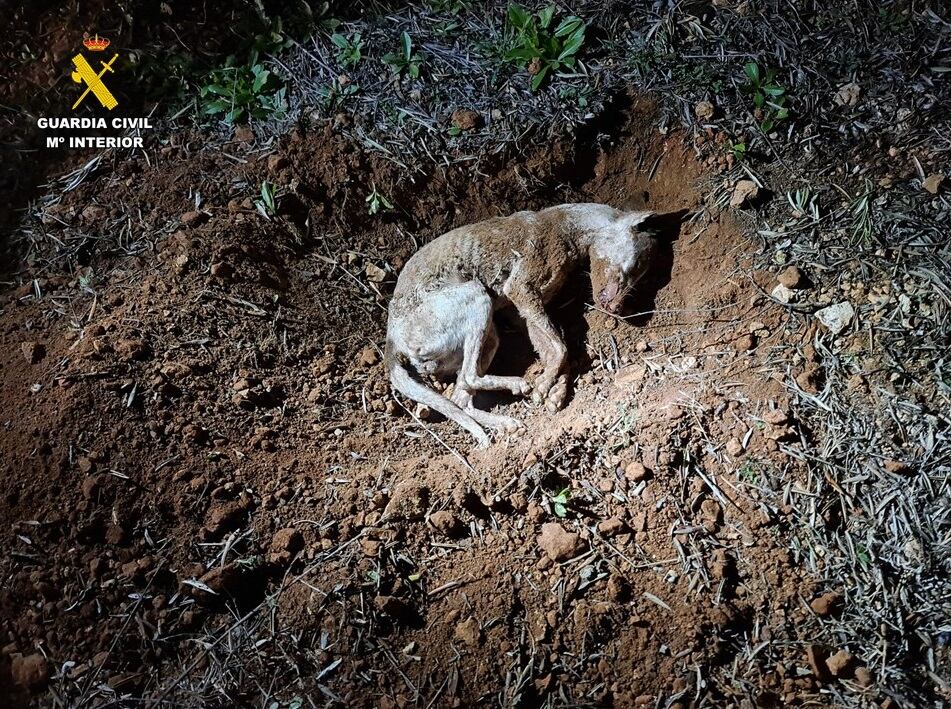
left=506, top=288, right=569, bottom=412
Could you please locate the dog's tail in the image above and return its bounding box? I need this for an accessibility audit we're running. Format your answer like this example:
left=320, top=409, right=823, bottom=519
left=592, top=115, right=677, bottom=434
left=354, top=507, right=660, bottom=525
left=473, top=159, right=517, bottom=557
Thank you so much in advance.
left=384, top=338, right=489, bottom=447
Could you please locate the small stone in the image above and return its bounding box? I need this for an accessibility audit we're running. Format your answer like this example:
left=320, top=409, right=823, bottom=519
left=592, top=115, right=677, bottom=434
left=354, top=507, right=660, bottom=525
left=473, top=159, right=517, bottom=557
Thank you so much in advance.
left=734, top=333, right=756, bottom=352
left=834, top=82, right=861, bottom=107
left=695, top=100, right=715, bottom=121
left=815, top=302, right=855, bottom=335
left=20, top=341, right=46, bottom=364
left=730, top=179, right=759, bottom=208
left=853, top=666, right=873, bottom=688
left=725, top=438, right=743, bottom=457
left=450, top=108, right=482, bottom=132
left=778, top=265, right=807, bottom=289
left=624, top=461, right=651, bottom=483
left=537, top=522, right=585, bottom=562
left=365, top=263, right=387, bottom=283
left=267, top=154, right=288, bottom=173
left=771, top=283, right=795, bottom=304
left=11, top=653, right=49, bottom=691
left=454, top=616, right=482, bottom=646
left=194, top=563, right=244, bottom=603
left=810, top=591, right=841, bottom=617
left=268, top=527, right=304, bottom=565
left=374, top=595, right=410, bottom=618
left=597, top=517, right=626, bottom=537
left=826, top=650, right=855, bottom=678
left=922, top=173, right=944, bottom=195
left=358, top=345, right=379, bottom=367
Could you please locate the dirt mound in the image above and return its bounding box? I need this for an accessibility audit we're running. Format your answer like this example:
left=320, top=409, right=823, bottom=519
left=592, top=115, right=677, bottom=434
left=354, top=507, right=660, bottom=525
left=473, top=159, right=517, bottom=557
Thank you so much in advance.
left=0, top=96, right=830, bottom=705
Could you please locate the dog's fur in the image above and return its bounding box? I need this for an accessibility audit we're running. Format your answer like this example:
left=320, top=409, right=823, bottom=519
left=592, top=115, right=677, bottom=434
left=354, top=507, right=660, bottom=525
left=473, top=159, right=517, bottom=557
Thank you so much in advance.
left=385, top=203, right=657, bottom=446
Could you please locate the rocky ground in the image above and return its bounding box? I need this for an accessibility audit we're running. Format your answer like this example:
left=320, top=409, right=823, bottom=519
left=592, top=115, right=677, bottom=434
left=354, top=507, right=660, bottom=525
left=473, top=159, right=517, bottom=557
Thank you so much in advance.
left=0, top=1, right=949, bottom=707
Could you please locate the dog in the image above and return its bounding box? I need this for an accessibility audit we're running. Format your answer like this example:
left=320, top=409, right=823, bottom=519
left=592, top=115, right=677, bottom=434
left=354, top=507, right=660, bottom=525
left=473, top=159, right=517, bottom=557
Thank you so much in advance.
left=385, top=203, right=657, bottom=446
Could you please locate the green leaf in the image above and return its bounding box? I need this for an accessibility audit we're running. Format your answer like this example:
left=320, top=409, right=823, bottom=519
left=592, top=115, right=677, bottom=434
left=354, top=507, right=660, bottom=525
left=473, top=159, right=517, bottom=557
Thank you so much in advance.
left=530, top=64, right=549, bottom=91
left=330, top=33, right=349, bottom=49
left=408, top=63, right=420, bottom=78
left=204, top=100, right=230, bottom=114
left=753, top=92, right=764, bottom=108
left=252, top=69, right=270, bottom=93
left=555, top=16, right=584, bottom=38
left=763, top=85, right=786, bottom=97
left=507, top=4, right=530, bottom=29
left=401, top=31, right=412, bottom=60
left=744, top=61, right=760, bottom=84
left=538, top=5, right=555, bottom=29
left=558, top=29, right=585, bottom=59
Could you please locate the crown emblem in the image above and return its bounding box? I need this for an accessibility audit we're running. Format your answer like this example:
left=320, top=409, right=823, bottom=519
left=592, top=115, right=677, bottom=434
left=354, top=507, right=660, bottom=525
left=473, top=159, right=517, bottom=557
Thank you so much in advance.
left=83, top=34, right=110, bottom=51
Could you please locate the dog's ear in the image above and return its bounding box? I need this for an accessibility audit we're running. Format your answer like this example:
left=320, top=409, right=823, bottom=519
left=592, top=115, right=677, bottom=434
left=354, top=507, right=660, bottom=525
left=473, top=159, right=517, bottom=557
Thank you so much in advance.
left=622, top=211, right=656, bottom=229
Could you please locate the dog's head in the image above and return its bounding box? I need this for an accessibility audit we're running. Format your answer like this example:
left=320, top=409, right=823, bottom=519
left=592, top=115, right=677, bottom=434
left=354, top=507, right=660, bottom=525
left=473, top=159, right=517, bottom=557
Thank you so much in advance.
left=589, top=211, right=657, bottom=314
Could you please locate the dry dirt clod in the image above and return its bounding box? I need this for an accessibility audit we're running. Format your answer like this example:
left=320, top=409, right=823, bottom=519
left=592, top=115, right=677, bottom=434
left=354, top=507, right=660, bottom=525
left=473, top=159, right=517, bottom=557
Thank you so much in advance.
left=450, top=108, right=482, bottom=132
left=694, top=100, right=715, bottom=121
left=624, top=461, right=651, bottom=483
left=11, top=653, right=49, bottom=691
left=20, top=341, right=45, bottom=364
left=834, top=82, right=861, bottom=107
left=853, top=666, right=874, bottom=688
left=358, top=345, right=379, bottom=367
left=922, top=173, right=944, bottom=194
left=268, top=527, right=304, bottom=565
left=734, top=333, right=757, bottom=352
left=810, top=590, right=842, bottom=617
left=428, top=510, right=464, bottom=539
left=825, top=649, right=855, bottom=678
left=454, top=616, right=483, bottom=646
left=382, top=481, right=429, bottom=521
left=730, top=179, right=760, bottom=207
left=771, top=283, right=795, bottom=304
left=778, top=265, right=808, bottom=289
left=537, top=522, right=585, bottom=562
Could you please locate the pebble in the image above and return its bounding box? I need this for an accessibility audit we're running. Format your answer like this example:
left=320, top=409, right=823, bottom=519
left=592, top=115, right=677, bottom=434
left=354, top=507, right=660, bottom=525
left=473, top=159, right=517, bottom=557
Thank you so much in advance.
left=624, top=461, right=651, bottom=483
left=453, top=616, right=482, bottom=646
left=825, top=649, right=855, bottom=678
left=778, top=265, right=807, bottom=289
left=383, top=481, right=429, bottom=521
left=268, top=527, right=304, bottom=565
left=815, top=302, right=855, bottom=335
left=922, top=173, right=944, bottom=195
left=537, top=522, right=585, bottom=562
left=450, top=108, right=482, bottom=132
left=810, top=591, right=841, bottom=617
left=730, top=179, right=759, bottom=207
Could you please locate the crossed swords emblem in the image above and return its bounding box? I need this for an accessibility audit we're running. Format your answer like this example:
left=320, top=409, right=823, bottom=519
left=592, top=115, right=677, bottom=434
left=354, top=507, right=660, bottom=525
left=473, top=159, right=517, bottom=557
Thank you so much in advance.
left=71, top=52, right=119, bottom=110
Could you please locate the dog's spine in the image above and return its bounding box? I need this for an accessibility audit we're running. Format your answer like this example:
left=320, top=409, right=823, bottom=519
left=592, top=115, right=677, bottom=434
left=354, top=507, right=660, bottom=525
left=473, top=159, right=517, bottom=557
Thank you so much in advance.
left=384, top=338, right=489, bottom=446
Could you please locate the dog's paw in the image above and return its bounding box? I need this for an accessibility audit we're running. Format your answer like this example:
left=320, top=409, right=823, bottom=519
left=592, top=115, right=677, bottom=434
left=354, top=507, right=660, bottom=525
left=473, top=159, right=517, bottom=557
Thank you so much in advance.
left=510, top=378, right=532, bottom=396
left=545, top=375, right=568, bottom=413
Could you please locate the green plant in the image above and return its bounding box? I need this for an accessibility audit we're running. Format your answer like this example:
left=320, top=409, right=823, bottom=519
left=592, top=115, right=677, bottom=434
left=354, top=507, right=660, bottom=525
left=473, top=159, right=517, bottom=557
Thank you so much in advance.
left=365, top=182, right=393, bottom=215
left=200, top=61, right=287, bottom=123
left=255, top=180, right=277, bottom=217
left=549, top=488, right=571, bottom=518
left=330, top=32, right=363, bottom=67
left=383, top=31, right=423, bottom=78
left=741, top=62, right=789, bottom=133
left=729, top=140, right=747, bottom=162
left=504, top=4, right=586, bottom=91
